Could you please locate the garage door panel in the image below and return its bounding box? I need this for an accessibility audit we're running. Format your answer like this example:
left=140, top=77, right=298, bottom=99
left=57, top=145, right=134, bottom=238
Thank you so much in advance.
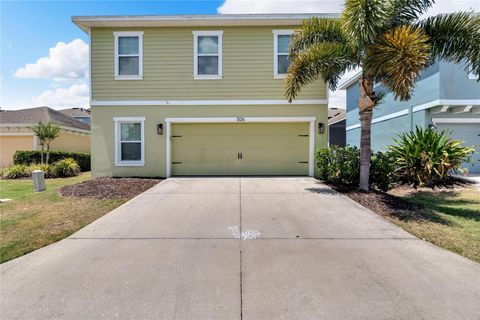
left=173, top=135, right=309, bottom=149
left=172, top=148, right=308, bottom=163
left=173, top=162, right=308, bottom=176
left=171, top=123, right=310, bottom=176
left=172, top=123, right=309, bottom=136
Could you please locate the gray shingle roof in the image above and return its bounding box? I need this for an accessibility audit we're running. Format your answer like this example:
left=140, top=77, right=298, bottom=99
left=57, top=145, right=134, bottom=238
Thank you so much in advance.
left=57, top=107, right=91, bottom=118
left=0, top=107, right=90, bottom=131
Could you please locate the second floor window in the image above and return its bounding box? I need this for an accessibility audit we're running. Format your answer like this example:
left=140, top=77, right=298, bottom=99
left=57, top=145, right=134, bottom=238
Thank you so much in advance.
left=273, top=30, right=293, bottom=78
left=114, top=31, right=143, bottom=80
left=193, top=31, right=223, bottom=79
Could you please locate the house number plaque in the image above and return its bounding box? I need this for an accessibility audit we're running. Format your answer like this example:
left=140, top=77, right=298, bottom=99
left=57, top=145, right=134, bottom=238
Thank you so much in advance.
left=236, top=117, right=245, bottom=122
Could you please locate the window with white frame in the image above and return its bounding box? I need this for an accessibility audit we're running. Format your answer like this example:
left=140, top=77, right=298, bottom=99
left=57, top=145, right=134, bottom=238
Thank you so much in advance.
left=193, top=31, right=223, bottom=79
left=114, top=31, right=143, bottom=80
left=114, top=117, right=145, bottom=166
left=273, top=30, right=293, bottom=78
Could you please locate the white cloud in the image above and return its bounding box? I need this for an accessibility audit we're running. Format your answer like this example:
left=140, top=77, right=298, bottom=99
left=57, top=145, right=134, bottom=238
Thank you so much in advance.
left=33, top=83, right=89, bottom=108
left=15, top=39, right=88, bottom=81
left=218, top=0, right=342, bottom=14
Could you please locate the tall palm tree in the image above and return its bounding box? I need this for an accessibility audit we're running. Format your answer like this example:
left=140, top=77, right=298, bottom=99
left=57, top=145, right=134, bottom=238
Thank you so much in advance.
left=285, top=0, right=479, bottom=191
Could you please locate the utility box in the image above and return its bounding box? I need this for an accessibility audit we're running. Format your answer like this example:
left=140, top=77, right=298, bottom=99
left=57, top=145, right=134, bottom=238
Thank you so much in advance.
left=32, top=170, right=46, bottom=192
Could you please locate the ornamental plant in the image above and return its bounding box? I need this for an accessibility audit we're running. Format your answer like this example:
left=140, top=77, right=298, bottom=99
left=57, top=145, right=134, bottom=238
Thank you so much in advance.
left=389, top=126, right=475, bottom=188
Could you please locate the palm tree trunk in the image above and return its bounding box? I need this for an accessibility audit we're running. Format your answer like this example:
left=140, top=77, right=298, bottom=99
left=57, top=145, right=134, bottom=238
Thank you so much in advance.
left=359, top=110, right=373, bottom=191
left=358, top=77, right=375, bottom=191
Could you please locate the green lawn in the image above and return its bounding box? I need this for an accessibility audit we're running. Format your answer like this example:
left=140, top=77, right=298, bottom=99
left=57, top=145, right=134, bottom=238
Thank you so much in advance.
left=0, top=173, right=126, bottom=263
left=389, top=187, right=480, bottom=263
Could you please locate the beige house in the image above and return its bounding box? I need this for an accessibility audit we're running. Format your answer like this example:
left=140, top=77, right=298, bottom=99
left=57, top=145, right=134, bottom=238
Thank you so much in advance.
left=0, top=107, right=90, bottom=167
left=73, top=14, right=332, bottom=177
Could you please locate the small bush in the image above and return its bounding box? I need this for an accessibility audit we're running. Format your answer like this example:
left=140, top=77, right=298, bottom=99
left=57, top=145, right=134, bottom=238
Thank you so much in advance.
left=51, top=158, right=80, bottom=178
left=2, top=164, right=31, bottom=179
left=316, top=146, right=396, bottom=191
left=389, top=126, right=476, bottom=188
left=13, top=150, right=90, bottom=171
left=316, top=146, right=360, bottom=189
left=370, top=151, right=398, bottom=192
left=29, top=164, right=54, bottom=178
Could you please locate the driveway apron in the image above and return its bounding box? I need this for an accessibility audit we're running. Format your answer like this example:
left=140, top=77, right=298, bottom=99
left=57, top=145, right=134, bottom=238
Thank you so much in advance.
left=1, top=177, right=480, bottom=320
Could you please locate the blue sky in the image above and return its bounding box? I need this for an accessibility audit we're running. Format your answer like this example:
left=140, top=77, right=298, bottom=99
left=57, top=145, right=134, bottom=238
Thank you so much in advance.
left=1, top=0, right=479, bottom=110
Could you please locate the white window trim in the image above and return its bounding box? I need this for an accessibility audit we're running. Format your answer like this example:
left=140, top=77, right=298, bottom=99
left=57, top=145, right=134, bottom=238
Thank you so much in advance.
left=114, top=117, right=145, bottom=166
left=193, top=30, right=223, bottom=80
left=114, top=31, right=144, bottom=80
left=165, top=116, right=316, bottom=177
left=273, top=30, right=294, bottom=79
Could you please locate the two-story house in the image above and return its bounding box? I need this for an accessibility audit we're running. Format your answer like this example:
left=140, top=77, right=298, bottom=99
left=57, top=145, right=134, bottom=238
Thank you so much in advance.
left=73, top=14, right=331, bottom=177
left=339, top=62, right=480, bottom=173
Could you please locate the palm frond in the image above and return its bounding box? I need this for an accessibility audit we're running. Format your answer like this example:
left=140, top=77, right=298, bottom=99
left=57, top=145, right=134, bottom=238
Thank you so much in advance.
left=285, top=43, right=358, bottom=102
left=341, top=0, right=390, bottom=49
left=387, top=0, right=435, bottom=26
left=417, top=12, right=480, bottom=76
left=289, top=17, right=348, bottom=56
left=365, top=25, right=430, bottom=100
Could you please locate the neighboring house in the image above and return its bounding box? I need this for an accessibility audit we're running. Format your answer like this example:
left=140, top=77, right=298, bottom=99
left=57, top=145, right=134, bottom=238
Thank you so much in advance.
left=0, top=107, right=91, bottom=167
left=340, top=62, right=480, bottom=173
left=58, top=107, right=91, bottom=124
left=73, top=14, right=332, bottom=177
left=328, top=108, right=346, bottom=147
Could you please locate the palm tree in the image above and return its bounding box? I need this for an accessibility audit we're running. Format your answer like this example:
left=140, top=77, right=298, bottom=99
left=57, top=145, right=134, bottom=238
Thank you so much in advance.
left=285, top=0, right=479, bottom=191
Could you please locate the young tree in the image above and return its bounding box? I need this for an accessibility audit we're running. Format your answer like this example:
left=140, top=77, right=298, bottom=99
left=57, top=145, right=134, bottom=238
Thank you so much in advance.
left=285, top=0, right=479, bottom=191
left=31, top=122, right=60, bottom=164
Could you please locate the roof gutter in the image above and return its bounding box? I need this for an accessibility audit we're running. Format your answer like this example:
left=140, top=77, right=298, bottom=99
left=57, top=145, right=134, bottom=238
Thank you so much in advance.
left=72, top=13, right=339, bottom=34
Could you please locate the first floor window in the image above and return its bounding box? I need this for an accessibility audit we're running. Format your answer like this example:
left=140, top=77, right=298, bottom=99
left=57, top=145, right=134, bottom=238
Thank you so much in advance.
left=114, top=31, right=144, bottom=80
left=193, top=31, right=223, bottom=79
left=114, top=117, right=145, bottom=166
left=273, top=30, right=293, bottom=78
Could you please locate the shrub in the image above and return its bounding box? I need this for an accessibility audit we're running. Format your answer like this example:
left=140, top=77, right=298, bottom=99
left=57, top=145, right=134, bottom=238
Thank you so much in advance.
left=13, top=150, right=90, bottom=171
left=316, top=146, right=397, bottom=191
left=2, top=164, right=31, bottom=179
left=316, top=146, right=360, bottom=189
left=389, top=126, right=476, bottom=188
left=29, top=164, right=54, bottom=178
left=370, top=151, right=398, bottom=192
left=50, top=158, right=80, bottom=178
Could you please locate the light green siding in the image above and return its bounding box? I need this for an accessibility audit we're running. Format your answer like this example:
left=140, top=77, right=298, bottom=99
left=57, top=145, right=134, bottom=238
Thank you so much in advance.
left=171, top=123, right=309, bottom=175
left=91, top=26, right=326, bottom=101
left=91, top=105, right=327, bottom=177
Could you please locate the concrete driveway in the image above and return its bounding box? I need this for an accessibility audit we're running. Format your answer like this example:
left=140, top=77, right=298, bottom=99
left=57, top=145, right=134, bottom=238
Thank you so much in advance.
left=1, top=177, right=480, bottom=320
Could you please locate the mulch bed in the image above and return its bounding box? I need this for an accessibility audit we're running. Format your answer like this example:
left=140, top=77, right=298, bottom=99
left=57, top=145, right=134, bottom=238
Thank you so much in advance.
left=341, top=189, right=427, bottom=221
left=60, top=177, right=162, bottom=199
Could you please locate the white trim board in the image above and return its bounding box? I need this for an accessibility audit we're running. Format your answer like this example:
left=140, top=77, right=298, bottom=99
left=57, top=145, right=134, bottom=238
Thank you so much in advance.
left=346, top=99, right=480, bottom=131
left=165, top=116, right=316, bottom=177
left=432, top=118, right=480, bottom=124
left=91, top=99, right=327, bottom=106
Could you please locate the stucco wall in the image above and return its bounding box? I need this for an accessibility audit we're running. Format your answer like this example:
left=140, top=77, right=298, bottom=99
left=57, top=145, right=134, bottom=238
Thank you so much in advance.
left=49, top=132, right=90, bottom=153
left=0, top=134, right=34, bottom=167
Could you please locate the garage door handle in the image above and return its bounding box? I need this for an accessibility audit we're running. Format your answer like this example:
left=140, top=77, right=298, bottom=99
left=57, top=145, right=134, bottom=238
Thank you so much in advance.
left=298, top=134, right=309, bottom=137
left=172, top=135, right=182, bottom=138
left=172, top=162, right=182, bottom=164
left=298, top=161, right=308, bottom=164
left=238, top=152, right=243, bottom=160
